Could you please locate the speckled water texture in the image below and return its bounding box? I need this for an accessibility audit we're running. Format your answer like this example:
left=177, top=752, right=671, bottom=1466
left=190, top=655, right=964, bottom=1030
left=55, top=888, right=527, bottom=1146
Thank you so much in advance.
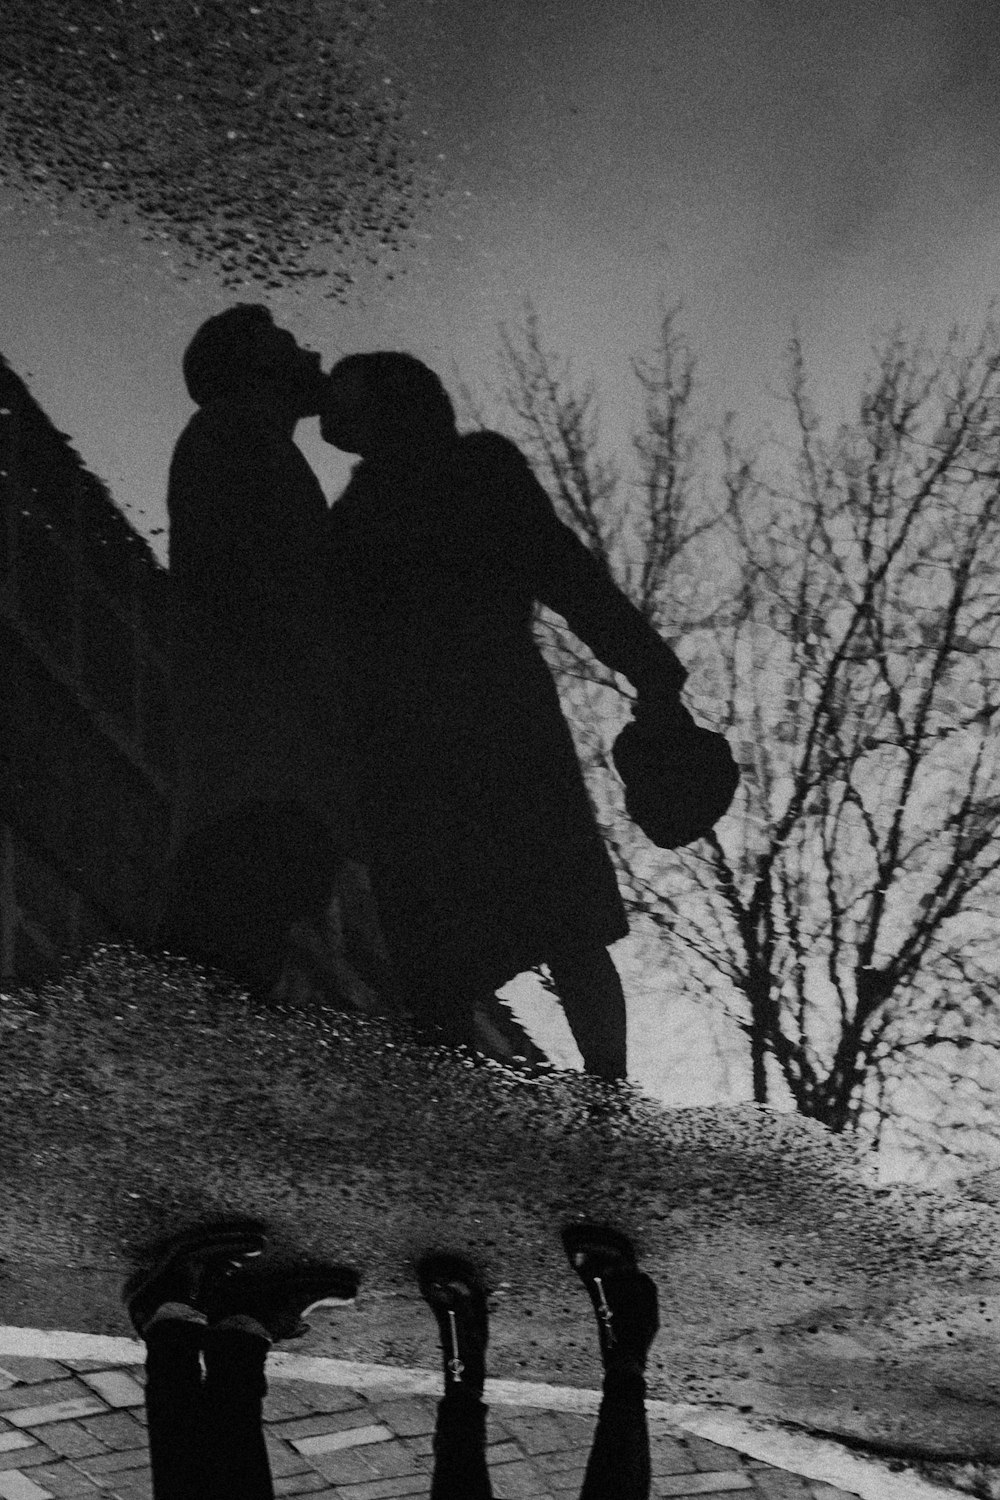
left=2, top=949, right=999, bottom=1463
left=0, top=0, right=422, bottom=296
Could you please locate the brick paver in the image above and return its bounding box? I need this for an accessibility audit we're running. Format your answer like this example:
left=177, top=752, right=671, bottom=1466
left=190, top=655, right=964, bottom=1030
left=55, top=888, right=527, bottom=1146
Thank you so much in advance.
left=750, top=1468, right=815, bottom=1499
left=0, top=1350, right=874, bottom=1500
left=0, top=1475, right=58, bottom=1500
left=77, top=1412, right=145, bottom=1449
left=5, top=1402, right=106, bottom=1430
left=0, top=1384, right=94, bottom=1416
left=0, top=1449, right=58, bottom=1475
left=654, top=1475, right=755, bottom=1496
left=0, top=1364, right=67, bottom=1388
left=368, top=1400, right=437, bottom=1438
left=13, top=1462, right=101, bottom=1497
left=76, top=1373, right=144, bottom=1410
left=22, top=1427, right=105, bottom=1463
left=273, top=1477, right=333, bottom=1496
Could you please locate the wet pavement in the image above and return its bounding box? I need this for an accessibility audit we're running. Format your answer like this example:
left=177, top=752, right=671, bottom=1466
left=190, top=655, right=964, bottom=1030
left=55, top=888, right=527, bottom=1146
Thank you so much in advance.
left=0, top=1329, right=958, bottom=1500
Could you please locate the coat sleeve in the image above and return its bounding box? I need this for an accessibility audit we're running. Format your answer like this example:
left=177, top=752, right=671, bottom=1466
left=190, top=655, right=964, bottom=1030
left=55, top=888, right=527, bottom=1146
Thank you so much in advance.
left=473, top=433, right=687, bottom=696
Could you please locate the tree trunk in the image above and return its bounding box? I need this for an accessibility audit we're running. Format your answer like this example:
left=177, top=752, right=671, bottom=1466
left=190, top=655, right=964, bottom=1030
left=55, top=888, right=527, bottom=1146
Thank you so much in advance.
left=748, top=976, right=770, bottom=1104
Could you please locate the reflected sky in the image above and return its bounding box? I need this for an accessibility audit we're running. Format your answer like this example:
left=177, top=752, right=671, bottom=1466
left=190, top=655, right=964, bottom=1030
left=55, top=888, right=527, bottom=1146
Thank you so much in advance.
left=4, top=1, right=1000, bottom=1177
left=3, top=0, right=1000, bottom=560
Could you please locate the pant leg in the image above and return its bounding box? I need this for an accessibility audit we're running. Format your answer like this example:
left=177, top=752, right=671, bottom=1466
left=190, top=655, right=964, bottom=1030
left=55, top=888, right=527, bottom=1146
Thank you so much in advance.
left=157, top=810, right=288, bottom=993
left=201, top=1321, right=275, bottom=1500
left=547, top=946, right=628, bottom=1081
left=144, top=1319, right=212, bottom=1500
left=158, top=801, right=342, bottom=996
left=579, top=1369, right=650, bottom=1500
left=430, top=1389, right=494, bottom=1500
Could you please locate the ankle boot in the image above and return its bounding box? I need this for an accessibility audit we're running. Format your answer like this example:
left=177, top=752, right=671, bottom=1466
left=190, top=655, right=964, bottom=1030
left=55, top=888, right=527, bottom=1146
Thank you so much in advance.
left=417, top=1253, right=489, bottom=1397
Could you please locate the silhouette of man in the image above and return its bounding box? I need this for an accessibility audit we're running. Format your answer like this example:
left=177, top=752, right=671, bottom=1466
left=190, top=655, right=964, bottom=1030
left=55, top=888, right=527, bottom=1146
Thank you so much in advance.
left=158, top=304, right=359, bottom=997
left=319, top=352, right=692, bottom=1079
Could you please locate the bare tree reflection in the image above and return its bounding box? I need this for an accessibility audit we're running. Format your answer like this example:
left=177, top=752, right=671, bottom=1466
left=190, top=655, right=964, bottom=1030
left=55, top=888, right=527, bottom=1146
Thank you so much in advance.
left=497, top=310, right=1000, bottom=1180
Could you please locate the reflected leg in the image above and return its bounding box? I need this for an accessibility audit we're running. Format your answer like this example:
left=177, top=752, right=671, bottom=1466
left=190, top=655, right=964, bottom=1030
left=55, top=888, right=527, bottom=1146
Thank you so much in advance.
left=419, top=1254, right=493, bottom=1500
left=201, top=1316, right=275, bottom=1500
left=579, top=1367, right=650, bottom=1500
left=143, top=1308, right=211, bottom=1500
left=431, top=1389, right=493, bottom=1500
left=562, top=1227, right=658, bottom=1500
left=158, top=800, right=343, bottom=996
left=547, top=945, right=628, bottom=1081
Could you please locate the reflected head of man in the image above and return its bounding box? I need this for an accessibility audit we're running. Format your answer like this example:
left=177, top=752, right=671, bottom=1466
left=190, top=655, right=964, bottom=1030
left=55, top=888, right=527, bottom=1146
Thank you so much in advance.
left=182, top=303, right=324, bottom=419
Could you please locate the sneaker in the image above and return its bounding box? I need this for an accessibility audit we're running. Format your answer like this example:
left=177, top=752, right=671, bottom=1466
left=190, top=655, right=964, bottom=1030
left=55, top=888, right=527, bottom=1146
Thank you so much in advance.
left=416, top=1252, right=489, bottom=1394
left=123, top=1221, right=267, bottom=1336
left=208, top=1259, right=360, bottom=1341
left=561, top=1223, right=659, bottom=1370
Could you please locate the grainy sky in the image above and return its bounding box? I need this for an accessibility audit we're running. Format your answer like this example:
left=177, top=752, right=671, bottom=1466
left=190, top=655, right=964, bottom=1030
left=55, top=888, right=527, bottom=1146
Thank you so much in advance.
left=5, top=0, right=1000, bottom=1157
left=3, top=0, right=999, bottom=563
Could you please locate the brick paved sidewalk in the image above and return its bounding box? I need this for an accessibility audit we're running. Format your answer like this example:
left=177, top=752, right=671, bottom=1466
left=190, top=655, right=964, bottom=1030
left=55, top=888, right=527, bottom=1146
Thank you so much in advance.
left=0, top=1335, right=944, bottom=1500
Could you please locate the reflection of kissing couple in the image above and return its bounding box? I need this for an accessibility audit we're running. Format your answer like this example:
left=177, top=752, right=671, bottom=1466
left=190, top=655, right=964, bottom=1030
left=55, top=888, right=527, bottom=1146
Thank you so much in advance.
left=158, top=304, right=700, bottom=1080
left=126, top=1219, right=658, bottom=1500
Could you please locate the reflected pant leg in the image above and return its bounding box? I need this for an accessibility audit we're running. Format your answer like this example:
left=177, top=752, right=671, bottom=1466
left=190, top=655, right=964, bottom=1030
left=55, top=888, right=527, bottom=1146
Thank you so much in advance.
left=159, top=801, right=343, bottom=995
left=144, top=1320, right=211, bottom=1500
left=157, top=808, right=289, bottom=993
left=579, top=1369, right=650, bottom=1500
left=201, top=1322, right=275, bottom=1500
left=394, top=935, right=490, bottom=1048
left=547, top=946, right=628, bottom=1082
left=430, top=1389, right=493, bottom=1500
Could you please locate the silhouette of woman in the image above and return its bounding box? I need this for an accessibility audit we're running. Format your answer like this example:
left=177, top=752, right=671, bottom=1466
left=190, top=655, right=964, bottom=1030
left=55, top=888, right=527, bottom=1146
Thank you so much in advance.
left=320, top=353, right=690, bottom=1079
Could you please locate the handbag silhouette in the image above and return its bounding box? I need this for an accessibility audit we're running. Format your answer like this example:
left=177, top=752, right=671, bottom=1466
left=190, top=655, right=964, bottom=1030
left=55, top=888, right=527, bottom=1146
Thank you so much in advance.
left=612, top=710, right=740, bottom=849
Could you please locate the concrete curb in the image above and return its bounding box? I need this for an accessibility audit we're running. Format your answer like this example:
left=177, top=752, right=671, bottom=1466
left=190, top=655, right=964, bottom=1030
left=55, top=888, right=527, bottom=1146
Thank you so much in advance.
left=0, top=1325, right=956, bottom=1500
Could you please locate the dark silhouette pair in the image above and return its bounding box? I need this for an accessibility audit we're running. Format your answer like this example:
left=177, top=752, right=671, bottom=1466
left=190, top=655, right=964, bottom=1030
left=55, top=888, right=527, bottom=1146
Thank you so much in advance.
left=125, top=1221, right=659, bottom=1500
left=161, top=304, right=700, bottom=1080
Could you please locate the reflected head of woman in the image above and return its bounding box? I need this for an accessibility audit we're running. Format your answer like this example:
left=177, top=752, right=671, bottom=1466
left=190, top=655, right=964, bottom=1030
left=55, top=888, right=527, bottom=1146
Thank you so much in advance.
left=320, top=351, right=457, bottom=460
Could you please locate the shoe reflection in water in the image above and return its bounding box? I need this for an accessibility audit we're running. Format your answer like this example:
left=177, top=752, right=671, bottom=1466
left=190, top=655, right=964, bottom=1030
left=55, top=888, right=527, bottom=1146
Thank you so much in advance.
left=418, top=1223, right=657, bottom=1500
left=126, top=1220, right=657, bottom=1500
left=126, top=1222, right=357, bottom=1500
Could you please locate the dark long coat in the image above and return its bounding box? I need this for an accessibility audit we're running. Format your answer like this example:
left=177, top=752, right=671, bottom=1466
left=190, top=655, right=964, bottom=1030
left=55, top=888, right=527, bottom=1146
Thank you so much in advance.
left=325, top=429, right=687, bottom=994
left=164, top=395, right=358, bottom=863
